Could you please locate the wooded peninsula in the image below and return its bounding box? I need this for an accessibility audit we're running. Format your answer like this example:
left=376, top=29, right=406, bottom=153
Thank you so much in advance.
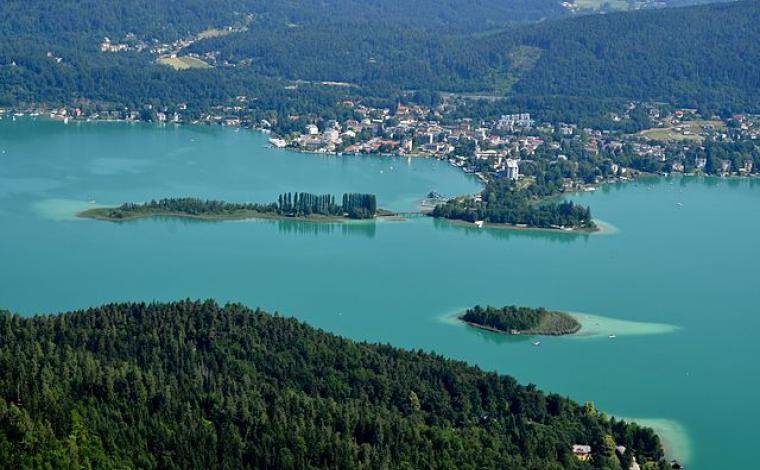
left=77, top=193, right=384, bottom=222
left=0, top=300, right=666, bottom=469
left=432, top=177, right=597, bottom=232
left=461, top=305, right=582, bottom=336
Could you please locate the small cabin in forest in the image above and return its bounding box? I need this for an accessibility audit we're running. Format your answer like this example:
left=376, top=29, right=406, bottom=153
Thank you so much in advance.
left=573, top=444, right=592, bottom=461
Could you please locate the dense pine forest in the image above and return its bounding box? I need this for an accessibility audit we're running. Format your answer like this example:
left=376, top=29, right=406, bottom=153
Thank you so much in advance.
left=0, top=300, right=667, bottom=469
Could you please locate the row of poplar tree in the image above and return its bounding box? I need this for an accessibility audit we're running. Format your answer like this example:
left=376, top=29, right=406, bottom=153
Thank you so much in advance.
left=277, top=192, right=377, bottom=219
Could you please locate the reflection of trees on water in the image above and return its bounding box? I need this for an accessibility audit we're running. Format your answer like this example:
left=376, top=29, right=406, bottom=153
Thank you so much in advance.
left=276, top=219, right=376, bottom=239
left=100, top=214, right=378, bottom=238
left=109, top=215, right=377, bottom=238
left=468, top=325, right=535, bottom=345
left=432, top=218, right=590, bottom=245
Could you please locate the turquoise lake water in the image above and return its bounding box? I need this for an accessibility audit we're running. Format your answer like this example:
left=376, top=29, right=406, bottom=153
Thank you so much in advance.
left=2, top=118, right=760, bottom=469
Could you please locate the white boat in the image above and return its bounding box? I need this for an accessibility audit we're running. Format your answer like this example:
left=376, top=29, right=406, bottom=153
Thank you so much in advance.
left=533, top=341, right=541, bottom=347
left=608, top=334, right=616, bottom=339
left=474, top=220, right=484, bottom=228
left=676, top=202, right=683, bottom=206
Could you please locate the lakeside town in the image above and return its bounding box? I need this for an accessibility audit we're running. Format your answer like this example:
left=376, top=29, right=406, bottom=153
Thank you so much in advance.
left=6, top=93, right=757, bottom=195
left=266, top=101, right=760, bottom=185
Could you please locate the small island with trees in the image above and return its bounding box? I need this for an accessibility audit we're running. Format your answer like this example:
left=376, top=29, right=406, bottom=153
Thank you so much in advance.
left=78, top=193, right=388, bottom=222
left=432, top=177, right=597, bottom=233
left=460, top=304, right=582, bottom=336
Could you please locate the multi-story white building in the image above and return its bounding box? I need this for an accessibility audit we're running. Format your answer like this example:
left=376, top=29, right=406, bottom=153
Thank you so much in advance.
left=505, top=159, right=520, bottom=180
left=497, top=113, right=533, bottom=130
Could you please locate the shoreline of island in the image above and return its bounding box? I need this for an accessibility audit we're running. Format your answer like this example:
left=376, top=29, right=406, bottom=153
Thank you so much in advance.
left=438, top=217, right=600, bottom=234
left=458, top=305, right=583, bottom=337
left=459, top=319, right=582, bottom=336
left=76, top=195, right=395, bottom=225
left=444, top=308, right=680, bottom=340
left=76, top=207, right=380, bottom=224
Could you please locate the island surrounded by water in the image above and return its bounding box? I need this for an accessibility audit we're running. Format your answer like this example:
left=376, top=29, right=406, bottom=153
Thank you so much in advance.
left=77, top=194, right=393, bottom=223
left=460, top=305, right=582, bottom=336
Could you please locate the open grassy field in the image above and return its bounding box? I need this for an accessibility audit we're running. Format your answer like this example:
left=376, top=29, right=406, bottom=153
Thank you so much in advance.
left=639, top=119, right=725, bottom=142
left=197, top=28, right=231, bottom=40
left=157, top=56, right=210, bottom=70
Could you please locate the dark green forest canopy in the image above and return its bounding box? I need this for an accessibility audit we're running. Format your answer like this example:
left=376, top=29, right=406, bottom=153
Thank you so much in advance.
left=461, top=305, right=582, bottom=335
left=0, top=0, right=756, bottom=118
left=0, top=0, right=566, bottom=42
left=0, top=300, right=667, bottom=469
left=502, top=0, right=760, bottom=114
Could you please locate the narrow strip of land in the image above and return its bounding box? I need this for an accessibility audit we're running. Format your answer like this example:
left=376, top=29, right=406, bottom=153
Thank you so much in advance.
left=77, top=194, right=390, bottom=223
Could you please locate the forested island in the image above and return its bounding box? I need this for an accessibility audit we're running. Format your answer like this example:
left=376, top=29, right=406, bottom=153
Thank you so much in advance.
left=78, top=193, right=382, bottom=222
left=461, top=305, right=582, bottom=336
left=432, top=178, right=597, bottom=232
left=0, top=300, right=668, bottom=469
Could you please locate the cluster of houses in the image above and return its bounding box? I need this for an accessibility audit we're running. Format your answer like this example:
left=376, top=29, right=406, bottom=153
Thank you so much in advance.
left=99, top=15, right=252, bottom=68
left=267, top=97, right=760, bottom=187
left=100, top=34, right=149, bottom=53
left=9, top=92, right=758, bottom=184
left=273, top=105, right=552, bottom=183
left=730, top=113, right=760, bottom=141
left=572, top=443, right=684, bottom=469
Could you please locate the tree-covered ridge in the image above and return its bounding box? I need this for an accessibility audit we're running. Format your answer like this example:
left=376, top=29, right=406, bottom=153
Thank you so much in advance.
left=0, top=0, right=566, bottom=43
left=462, top=305, right=582, bottom=335
left=0, top=300, right=667, bottom=469
left=184, top=21, right=508, bottom=92
left=432, top=179, right=596, bottom=231
left=503, top=0, right=760, bottom=114
left=176, top=1, right=759, bottom=113
left=81, top=193, right=379, bottom=220
left=2, top=0, right=757, bottom=120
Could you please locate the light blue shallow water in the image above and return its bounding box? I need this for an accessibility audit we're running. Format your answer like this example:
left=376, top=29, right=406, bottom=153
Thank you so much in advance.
left=2, top=119, right=760, bottom=469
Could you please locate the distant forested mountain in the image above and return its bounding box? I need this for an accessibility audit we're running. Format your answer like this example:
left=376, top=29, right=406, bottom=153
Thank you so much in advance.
left=0, top=0, right=565, bottom=42
left=0, top=0, right=756, bottom=119
left=504, top=0, right=760, bottom=114
left=185, top=0, right=759, bottom=113
left=0, top=300, right=666, bottom=469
